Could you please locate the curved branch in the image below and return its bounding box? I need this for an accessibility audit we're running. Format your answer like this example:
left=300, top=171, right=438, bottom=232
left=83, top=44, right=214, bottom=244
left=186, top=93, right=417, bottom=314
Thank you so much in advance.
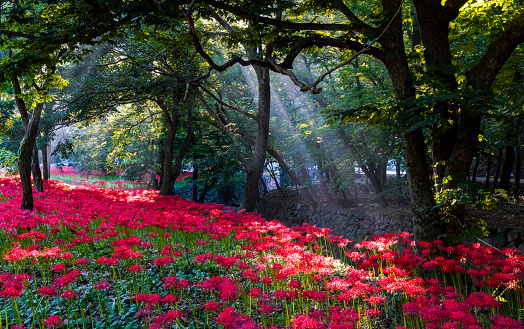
left=198, top=84, right=257, bottom=121
left=196, top=92, right=249, bottom=167
left=329, top=0, right=371, bottom=28
left=180, top=5, right=271, bottom=72
left=271, top=2, right=400, bottom=94
left=280, top=36, right=387, bottom=69
left=202, top=0, right=378, bottom=35
left=466, top=9, right=524, bottom=91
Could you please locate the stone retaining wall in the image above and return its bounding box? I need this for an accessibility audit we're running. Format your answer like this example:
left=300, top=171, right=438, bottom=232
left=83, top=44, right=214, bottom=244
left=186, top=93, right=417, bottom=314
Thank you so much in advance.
left=256, top=195, right=413, bottom=243
left=256, top=195, right=524, bottom=254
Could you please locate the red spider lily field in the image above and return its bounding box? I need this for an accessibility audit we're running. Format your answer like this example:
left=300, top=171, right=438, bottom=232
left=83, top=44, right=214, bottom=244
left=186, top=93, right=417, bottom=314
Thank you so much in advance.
left=0, top=175, right=523, bottom=329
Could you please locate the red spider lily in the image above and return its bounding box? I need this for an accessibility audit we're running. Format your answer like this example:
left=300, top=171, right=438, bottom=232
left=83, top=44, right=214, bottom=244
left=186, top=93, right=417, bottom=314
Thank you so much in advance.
left=2, top=246, right=62, bottom=262
left=466, top=292, right=499, bottom=309
left=154, top=256, right=173, bottom=266
left=292, top=314, right=323, bottom=329
left=154, top=309, right=183, bottom=327
left=164, top=277, right=190, bottom=290
left=326, top=277, right=350, bottom=291
left=204, top=301, right=220, bottom=312
left=214, top=254, right=237, bottom=268
left=248, top=288, right=262, bottom=299
left=45, top=315, right=63, bottom=328
left=201, top=276, right=239, bottom=302
left=129, top=264, right=143, bottom=272
left=16, top=230, right=47, bottom=242
left=112, top=245, right=142, bottom=259
left=74, top=257, right=89, bottom=266
left=51, top=264, right=66, bottom=273
left=96, top=256, right=118, bottom=266
left=39, top=286, right=58, bottom=297
left=162, top=294, right=180, bottom=304
left=302, top=290, right=326, bottom=301
left=161, top=245, right=172, bottom=255
left=61, top=290, right=81, bottom=300
left=96, top=281, right=110, bottom=291
left=274, top=289, right=299, bottom=300
left=215, top=307, right=254, bottom=329
left=491, top=315, right=524, bottom=329
left=195, top=252, right=214, bottom=263
left=259, top=303, right=277, bottom=314
left=53, top=269, right=80, bottom=288
left=135, top=293, right=162, bottom=305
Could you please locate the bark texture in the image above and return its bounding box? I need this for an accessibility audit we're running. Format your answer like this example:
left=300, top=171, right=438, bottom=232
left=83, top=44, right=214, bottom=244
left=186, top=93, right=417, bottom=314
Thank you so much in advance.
left=242, top=66, right=271, bottom=211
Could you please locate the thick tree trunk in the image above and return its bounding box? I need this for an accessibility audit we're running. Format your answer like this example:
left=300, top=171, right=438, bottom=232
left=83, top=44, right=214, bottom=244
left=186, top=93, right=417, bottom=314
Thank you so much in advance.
left=411, top=5, right=421, bottom=49
left=499, top=145, right=515, bottom=191
left=402, top=129, right=436, bottom=241
left=19, top=144, right=34, bottom=211
left=18, top=102, right=45, bottom=210
left=32, top=146, right=44, bottom=193
left=42, top=144, right=49, bottom=180
left=242, top=66, right=270, bottom=211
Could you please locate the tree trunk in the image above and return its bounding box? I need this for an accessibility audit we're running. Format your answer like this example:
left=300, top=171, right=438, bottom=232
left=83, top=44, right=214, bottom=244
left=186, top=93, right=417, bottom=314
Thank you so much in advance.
left=260, top=175, right=268, bottom=194
left=402, top=129, right=436, bottom=241
left=19, top=145, right=34, bottom=211
left=198, top=177, right=217, bottom=203
left=471, top=157, right=480, bottom=184
left=411, top=5, right=421, bottom=49
left=318, top=160, right=335, bottom=203
left=32, top=146, right=44, bottom=193
left=147, top=171, right=159, bottom=190
left=499, top=145, right=515, bottom=191
left=159, top=106, right=179, bottom=195
left=266, top=147, right=317, bottom=207
left=493, top=149, right=504, bottom=189
left=242, top=66, right=270, bottom=211
left=514, top=146, right=522, bottom=198
left=485, top=157, right=492, bottom=188
left=18, top=102, right=45, bottom=210
left=192, top=167, right=198, bottom=202
left=172, top=104, right=195, bottom=182
left=42, top=144, right=49, bottom=180
left=337, top=128, right=388, bottom=206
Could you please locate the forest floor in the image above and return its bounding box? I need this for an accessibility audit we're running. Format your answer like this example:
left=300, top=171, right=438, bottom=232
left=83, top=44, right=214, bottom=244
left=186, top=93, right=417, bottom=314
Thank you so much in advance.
left=471, top=202, right=524, bottom=229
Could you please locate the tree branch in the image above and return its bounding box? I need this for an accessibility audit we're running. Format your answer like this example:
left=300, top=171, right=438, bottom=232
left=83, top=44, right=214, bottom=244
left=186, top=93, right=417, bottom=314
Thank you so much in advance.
left=0, top=29, right=34, bottom=38
left=196, top=92, right=249, bottom=167
left=466, top=9, right=524, bottom=91
left=329, top=0, right=373, bottom=29
left=202, top=0, right=378, bottom=35
left=269, top=2, right=400, bottom=94
left=280, top=36, right=386, bottom=69
left=442, top=0, right=470, bottom=21
left=198, top=84, right=257, bottom=121
left=180, top=5, right=270, bottom=72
